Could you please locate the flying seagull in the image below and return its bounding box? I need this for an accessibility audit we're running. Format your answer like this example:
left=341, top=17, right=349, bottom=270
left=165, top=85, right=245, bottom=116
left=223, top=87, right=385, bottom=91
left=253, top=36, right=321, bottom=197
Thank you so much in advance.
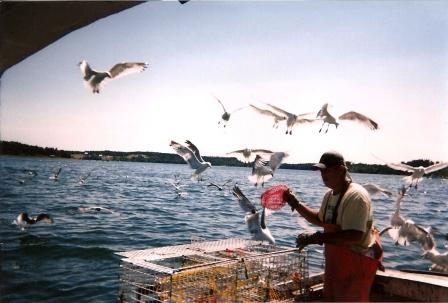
left=78, top=206, right=119, bottom=215
left=212, top=95, right=245, bottom=127
left=78, top=60, right=148, bottom=93
left=380, top=186, right=435, bottom=251
left=226, top=148, right=274, bottom=164
left=207, top=179, right=232, bottom=191
left=249, top=104, right=286, bottom=128
left=170, top=140, right=211, bottom=180
left=265, top=103, right=316, bottom=135
left=49, top=167, right=62, bottom=181
left=232, top=185, right=275, bottom=244
left=316, top=103, right=379, bottom=133
left=386, top=162, right=448, bottom=189
left=79, top=172, right=91, bottom=185
left=166, top=178, right=188, bottom=197
left=24, top=169, right=38, bottom=177
left=16, top=212, right=54, bottom=226
left=248, top=152, right=288, bottom=187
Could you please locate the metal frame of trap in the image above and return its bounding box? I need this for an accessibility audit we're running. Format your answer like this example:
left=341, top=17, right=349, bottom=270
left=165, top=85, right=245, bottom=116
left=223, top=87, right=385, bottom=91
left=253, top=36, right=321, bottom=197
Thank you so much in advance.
left=116, top=238, right=310, bottom=302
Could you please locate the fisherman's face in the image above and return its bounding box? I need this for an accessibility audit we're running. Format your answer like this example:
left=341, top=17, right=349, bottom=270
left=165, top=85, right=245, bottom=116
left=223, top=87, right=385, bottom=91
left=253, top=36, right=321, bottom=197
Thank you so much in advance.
left=320, top=165, right=345, bottom=189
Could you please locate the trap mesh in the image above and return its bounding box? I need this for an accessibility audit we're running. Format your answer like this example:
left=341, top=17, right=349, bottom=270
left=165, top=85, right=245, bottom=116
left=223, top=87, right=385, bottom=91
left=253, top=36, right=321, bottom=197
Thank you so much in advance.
left=261, top=185, right=289, bottom=210
left=117, top=238, right=310, bottom=302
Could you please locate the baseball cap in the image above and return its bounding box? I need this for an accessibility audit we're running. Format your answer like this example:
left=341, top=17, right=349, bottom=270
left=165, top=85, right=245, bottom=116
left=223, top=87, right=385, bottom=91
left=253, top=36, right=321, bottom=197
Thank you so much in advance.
left=312, top=151, right=345, bottom=170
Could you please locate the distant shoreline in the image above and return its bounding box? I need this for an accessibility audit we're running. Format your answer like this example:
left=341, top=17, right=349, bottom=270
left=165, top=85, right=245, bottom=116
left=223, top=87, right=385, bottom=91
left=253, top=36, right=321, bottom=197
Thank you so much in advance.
left=1, top=140, right=447, bottom=177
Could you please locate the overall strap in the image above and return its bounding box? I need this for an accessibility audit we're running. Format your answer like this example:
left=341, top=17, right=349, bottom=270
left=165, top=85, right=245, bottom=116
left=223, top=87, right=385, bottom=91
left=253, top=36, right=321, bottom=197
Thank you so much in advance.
left=331, top=181, right=351, bottom=224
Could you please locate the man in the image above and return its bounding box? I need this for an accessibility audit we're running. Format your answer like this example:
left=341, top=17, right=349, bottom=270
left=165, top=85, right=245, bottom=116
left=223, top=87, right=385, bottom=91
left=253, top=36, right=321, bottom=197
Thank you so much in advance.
left=283, top=151, right=383, bottom=302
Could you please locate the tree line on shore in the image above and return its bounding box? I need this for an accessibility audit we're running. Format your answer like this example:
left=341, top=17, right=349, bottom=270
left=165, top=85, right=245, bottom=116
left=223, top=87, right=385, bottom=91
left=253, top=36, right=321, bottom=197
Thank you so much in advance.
left=1, top=140, right=447, bottom=177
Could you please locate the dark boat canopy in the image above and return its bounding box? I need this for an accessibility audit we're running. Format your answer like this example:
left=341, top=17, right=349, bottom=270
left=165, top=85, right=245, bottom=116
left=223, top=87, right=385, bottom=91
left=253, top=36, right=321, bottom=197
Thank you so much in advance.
left=0, top=1, right=144, bottom=77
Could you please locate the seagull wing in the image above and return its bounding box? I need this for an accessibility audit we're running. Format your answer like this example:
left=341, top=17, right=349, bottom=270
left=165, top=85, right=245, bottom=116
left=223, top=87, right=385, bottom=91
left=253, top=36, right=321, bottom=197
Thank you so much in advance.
left=316, top=103, right=329, bottom=118
left=338, top=111, right=379, bottom=130
left=296, top=111, right=316, bottom=118
left=108, top=62, right=148, bottom=79
left=170, top=140, right=201, bottom=169
left=362, top=183, right=393, bottom=197
left=414, top=224, right=435, bottom=250
left=250, top=104, right=280, bottom=117
left=227, top=149, right=251, bottom=162
left=227, top=149, right=246, bottom=154
left=185, top=140, right=204, bottom=162
left=35, top=214, right=54, bottom=224
left=79, top=60, right=96, bottom=80
left=253, top=155, right=271, bottom=174
left=207, top=182, right=220, bottom=190
left=260, top=207, right=268, bottom=230
left=230, top=106, right=246, bottom=114
left=220, top=179, right=232, bottom=187
left=232, top=185, right=257, bottom=213
left=241, top=149, right=274, bottom=163
left=424, top=162, right=448, bottom=174
left=265, top=103, right=293, bottom=118
left=251, top=149, right=274, bottom=154
left=387, top=162, right=416, bottom=173
left=54, top=167, right=62, bottom=177
left=379, top=226, right=392, bottom=236
left=269, top=152, right=289, bottom=171
left=85, top=171, right=92, bottom=179
left=294, top=117, right=318, bottom=124
left=212, top=95, right=227, bottom=113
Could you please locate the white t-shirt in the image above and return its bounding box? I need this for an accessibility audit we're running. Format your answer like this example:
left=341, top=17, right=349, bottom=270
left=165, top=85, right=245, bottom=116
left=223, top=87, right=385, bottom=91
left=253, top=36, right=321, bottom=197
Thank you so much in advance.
left=318, top=183, right=375, bottom=251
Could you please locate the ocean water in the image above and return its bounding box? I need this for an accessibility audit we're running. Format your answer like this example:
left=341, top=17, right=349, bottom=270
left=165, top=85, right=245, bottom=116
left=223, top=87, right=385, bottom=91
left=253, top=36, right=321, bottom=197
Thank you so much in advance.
left=1, top=156, right=447, bottom=302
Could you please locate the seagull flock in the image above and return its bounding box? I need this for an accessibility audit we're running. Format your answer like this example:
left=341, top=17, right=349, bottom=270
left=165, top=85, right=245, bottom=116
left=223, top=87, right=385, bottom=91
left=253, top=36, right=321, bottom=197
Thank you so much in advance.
left=11, top=167, right=102, bottom=230
left=376, top=186, right=448, bottom=272
left=14, top=57, right=446, bottom=274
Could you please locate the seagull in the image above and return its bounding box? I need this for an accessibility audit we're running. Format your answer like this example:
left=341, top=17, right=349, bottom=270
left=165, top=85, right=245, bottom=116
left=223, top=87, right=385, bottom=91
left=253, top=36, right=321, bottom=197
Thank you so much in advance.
left=79, top=172, right=91, bottom=185
left=316, top=103, right=379, bottom=133
left=170, top=140, right=211, bottom=180
left=226, top=148, right=274, bottom=164
left=14, top=169, right=38, bottom=184
left=232, top=185, right=275, bottom=244
left=78, top=60, right=148, bottom=93
left=422, top=248, right=448, bottom=272
left=78, top=206, right=119, bottom=215
left=380, top=186, right=435, bottom=251
left=49, top=167, right=62, bottom=181
left=12, top=177, right=26, bottom=185
left=212, top=95, right=245, bottom=127
left=15, top=212, right=54, bottom=226
left=386, top=162, right=448, bottom=189
left=166, top=180, right=188, bottom=197
left=392, top=220, right=435, bottom=251
left=248, top=152, right=289, bottom=187
left=207, top=179, right=232, bottom=191
left=362, top=183, right=393, bottom=197
left=249, top=104, right=286, bottom=128
left=266, top=103, right=316, bottom=135
left=24, top=169, right=38, bottom=177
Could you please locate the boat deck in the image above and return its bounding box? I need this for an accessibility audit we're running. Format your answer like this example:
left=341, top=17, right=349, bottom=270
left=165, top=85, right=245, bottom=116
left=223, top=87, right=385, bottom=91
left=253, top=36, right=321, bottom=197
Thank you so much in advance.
left=307, top=269, right=448, bottom=302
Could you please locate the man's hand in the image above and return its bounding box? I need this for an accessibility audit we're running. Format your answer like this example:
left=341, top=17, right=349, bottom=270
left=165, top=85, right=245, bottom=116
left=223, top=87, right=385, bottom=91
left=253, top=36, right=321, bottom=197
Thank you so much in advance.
left=296, top=232, right=324, bottom=250
left=283, top=189, right=300, bottom=211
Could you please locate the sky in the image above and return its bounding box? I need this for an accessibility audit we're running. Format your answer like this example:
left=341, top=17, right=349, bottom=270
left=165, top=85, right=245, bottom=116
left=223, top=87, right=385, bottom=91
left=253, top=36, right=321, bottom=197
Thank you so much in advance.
left=1, top=1, right=447, bottom=165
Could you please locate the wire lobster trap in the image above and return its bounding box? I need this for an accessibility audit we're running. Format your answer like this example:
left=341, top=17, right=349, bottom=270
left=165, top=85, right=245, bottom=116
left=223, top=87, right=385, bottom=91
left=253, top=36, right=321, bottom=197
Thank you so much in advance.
left=117, top=238, right=310, bottom=302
